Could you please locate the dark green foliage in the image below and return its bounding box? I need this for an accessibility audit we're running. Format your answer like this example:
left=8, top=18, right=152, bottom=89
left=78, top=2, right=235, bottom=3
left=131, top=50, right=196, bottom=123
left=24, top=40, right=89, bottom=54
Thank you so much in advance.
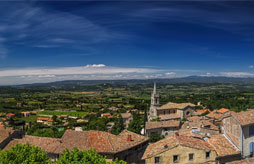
left=27, top=123, right=66, bottom=138
left=111, top=114, right=125, bottom=135
left=149, top=133, right=164, bottom=143
left=54, top=148, right=126, bottom=164
left=0, top=144, right=49, bottom=164
left=0, top=144, right=126, bottom=164
left=127, top=112, right=143, bottom=134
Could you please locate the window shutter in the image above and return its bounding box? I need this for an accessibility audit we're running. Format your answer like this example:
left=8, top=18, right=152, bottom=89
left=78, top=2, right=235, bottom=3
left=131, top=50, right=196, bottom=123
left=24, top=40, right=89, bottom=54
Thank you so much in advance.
left=249, top=142, right=254, bottom=153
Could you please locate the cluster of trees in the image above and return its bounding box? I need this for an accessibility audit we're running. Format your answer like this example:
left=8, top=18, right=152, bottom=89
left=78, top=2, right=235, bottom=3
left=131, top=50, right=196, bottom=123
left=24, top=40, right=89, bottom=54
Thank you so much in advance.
left=26, top=123, right=66, bottom=138
left=0, top=144, right=126, bottom=164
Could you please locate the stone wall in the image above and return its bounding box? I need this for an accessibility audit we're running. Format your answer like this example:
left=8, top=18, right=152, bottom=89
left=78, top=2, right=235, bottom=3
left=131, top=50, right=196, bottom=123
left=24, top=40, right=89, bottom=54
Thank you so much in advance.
left=223, top=117, right=241, bottom=149
left=145, top=145, right=217, bottom=164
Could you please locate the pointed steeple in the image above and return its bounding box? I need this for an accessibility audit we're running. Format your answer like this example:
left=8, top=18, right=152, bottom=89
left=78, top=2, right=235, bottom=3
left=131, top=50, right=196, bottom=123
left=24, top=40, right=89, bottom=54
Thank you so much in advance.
left=153, top=82, right=156, bottom=94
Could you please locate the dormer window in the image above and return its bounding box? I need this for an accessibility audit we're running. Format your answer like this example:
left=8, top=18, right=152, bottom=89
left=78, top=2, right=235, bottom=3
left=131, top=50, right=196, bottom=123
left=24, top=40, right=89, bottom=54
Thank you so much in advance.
left=249, top=125, right=254, bottom=137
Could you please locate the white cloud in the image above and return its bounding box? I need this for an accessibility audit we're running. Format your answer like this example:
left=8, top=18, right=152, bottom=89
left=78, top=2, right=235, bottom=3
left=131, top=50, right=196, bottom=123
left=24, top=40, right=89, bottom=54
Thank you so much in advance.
left=0, top=65, right=161, bottom=77
left=249, top=65, right=254, bottom=69
left=85, top=64, right=106, bottom=68
left=165, top=72, right=176, bottom=76
left=220, top=72, right=254, bottom=77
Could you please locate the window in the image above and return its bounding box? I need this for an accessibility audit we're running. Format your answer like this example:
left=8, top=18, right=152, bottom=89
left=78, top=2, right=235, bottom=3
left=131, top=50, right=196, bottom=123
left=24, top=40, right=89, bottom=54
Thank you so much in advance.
left=173, top=155, right=179, bottom=163
left=206, top=152, right=210, bottom=159
left=189, top=153, right=194, bottom=161
left=165, top=132, right=168, bottom=136
left=154, top=156, right=161, bottom=164
left=250, top=142, right=254, bottom=157
left=249, top=125, right=254, bottom=136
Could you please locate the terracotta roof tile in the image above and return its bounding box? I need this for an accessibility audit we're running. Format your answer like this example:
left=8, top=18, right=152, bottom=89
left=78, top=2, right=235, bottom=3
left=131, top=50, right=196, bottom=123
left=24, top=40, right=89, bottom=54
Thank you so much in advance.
left=159, top=114, right=181, bottom=120
left=159, top=102, right=195, bottom=110
left=207, top=134, right=240, bottom=157
left=145, top=120, right=180, bottom=130
left=0, top=127, right=15, bottom=144
left=231, top=110, right=254, bottom=126
left=121, top=113, right=132, bottom=119
left=196, top=109, right=211, bottom=114
left=4, top=135, right=61, bottom=154
left=142, top=133, right=214, bottom=159
left=56, top=130, right=148, bottom=154
left=217, top=108, right=230, bottom=114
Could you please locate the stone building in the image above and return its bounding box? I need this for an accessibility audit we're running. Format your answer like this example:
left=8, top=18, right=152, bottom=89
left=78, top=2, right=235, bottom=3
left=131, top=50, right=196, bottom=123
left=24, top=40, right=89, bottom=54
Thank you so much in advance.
left=0, top=127, right=22, bottom=149
left=207, top=134, right=241, bottom=164
left=4, top=135, right=61, bottom=160
left=148, top=83, right=195, bottom=121
left=142, top=132, right=240, bottom=164
left=223, top=109, right=254, bottom=158
left=121, top=113, right=133, bottom=128
left=142, top=133, right=217, bottom=164
left=145, top=120, right=180, bottom=137
left=182, top=116, right=220, bottom=135
left=5, top=129, right=149, bottom=164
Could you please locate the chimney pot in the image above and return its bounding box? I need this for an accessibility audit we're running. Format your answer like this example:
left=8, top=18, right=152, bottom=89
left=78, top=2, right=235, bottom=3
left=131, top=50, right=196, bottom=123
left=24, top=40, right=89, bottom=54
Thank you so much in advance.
left=127, top=134, right=132, bottom=141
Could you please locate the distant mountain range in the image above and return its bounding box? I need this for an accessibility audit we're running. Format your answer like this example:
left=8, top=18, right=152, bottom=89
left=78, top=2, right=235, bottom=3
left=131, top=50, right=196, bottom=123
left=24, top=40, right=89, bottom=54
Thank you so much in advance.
left=14, top=76, right=254, bottom=88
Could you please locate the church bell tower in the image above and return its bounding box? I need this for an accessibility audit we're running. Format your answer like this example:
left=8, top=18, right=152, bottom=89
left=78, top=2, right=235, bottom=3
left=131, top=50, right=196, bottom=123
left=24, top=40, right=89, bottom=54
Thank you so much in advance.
left=149, top=82, right=160, bottom=121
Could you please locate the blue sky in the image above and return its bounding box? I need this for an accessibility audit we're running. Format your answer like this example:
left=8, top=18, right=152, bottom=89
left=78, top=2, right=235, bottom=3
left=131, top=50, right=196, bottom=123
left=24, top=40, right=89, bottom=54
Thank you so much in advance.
left=1, top=1, right=254, bottom=85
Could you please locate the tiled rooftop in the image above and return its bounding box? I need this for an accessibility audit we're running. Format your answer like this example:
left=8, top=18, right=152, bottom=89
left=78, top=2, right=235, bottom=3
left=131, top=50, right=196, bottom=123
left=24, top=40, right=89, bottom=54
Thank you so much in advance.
left=142, top=133, right=214, bottom=159
left=206, top=110, right=231, bottom=120
left=159, top=114, right=181, bottom=120
left=55, top=129, right=149, bottom=154
left=184, top=116, right=219, bottom=131
left=0, top=127, right=15, bottom=144
left=196, top=109, right=211, bottom=115
left=159, top=102, right=195, bottom=110
left=145, top=120, right=180, bottom=130
left=231, top=110, right=254, bottom=126
left=207, top=134, right=240, bottom=157
left=4, top=135, right=61, bottom=154
left=121, top=113, right=132, bottom=119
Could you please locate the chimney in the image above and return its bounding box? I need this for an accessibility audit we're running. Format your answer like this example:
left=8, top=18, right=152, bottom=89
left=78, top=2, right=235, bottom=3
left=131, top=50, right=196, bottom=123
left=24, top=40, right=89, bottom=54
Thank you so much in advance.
left=127, top=134, right=132, bottom=141
left=175, top=132, right=179, bottom=136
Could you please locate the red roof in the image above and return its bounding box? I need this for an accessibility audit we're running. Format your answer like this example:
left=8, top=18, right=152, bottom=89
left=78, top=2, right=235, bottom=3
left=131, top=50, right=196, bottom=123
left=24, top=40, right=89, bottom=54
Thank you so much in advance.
left=55, top=130, right=148, bottom=154
left=196, top=109, right=210, bottom=114
left=6, top=113, right=15, bottom=117
left=142, top=133, right=214, bottom=159
left=217, top=108, right=230, bottom=114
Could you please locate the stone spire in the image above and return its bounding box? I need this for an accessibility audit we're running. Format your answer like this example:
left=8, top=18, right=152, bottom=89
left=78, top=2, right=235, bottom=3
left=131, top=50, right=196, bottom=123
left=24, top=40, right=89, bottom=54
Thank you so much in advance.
left=153, top=82, right=156, bottom=94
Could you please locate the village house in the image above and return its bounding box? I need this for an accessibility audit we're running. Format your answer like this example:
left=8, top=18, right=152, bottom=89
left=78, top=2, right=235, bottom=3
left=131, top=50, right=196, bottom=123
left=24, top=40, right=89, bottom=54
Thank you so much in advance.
left=182, top=116, right=220, bottom=135
left=121, top=112, right=133, bottom=128
left=37, top=117, right=53, bottom=125
left=4, top=129, right=149, bottom=163
left=145, top=120, right=180, bottom=137
left=56, top=130, right=149, bottom=163
left=143, top=132, right=241, bottom=164
left=21, top=111, right=30, bottom=117
left=195, top=109, right=211, bottom=116
left=223, top=109, right=254, bottom=158
left=148, top=83, right=195, bottom=121
left=207, top=134, right=241, bottom=163
left=101, top=113, right=112, bottom=118
left=4, top=135, right=61, bottom=161
left=6, top=113, right=15, bottom=118
left=206, top=108, right=231, bottom=127
left=0, top=127, right=22, bottom=149
left=142, top=133, right=217, bottom=164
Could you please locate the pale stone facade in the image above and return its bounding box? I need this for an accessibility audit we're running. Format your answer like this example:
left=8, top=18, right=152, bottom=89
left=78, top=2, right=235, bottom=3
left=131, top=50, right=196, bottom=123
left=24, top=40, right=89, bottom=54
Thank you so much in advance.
left=144, top=144, right=217, bottom=164
left=148, top=83, right=195, bottom=121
